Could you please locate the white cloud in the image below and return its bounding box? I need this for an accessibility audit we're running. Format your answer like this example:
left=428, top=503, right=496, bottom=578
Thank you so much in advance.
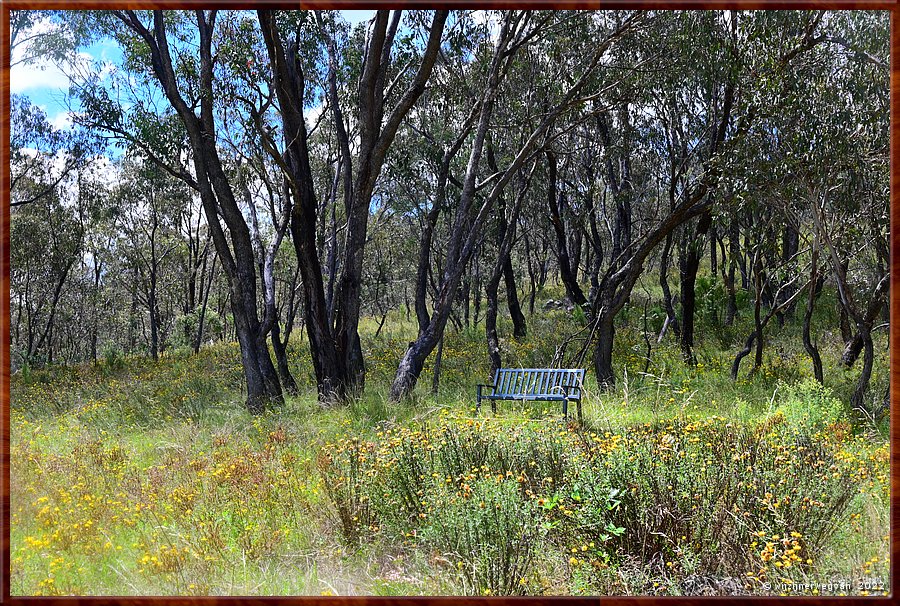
left=86, top=155, right=119, bottom=187
left=10, top=49, right=103, bottom=96
left=470, top=10, right=500, bottom=43
left=10, top=57, right=72, bottom=94
left=306, top=102, right=325, bottom=128
left=10, top=16, right=102, bottom=94
left=49, top=110, right=77, bottom=131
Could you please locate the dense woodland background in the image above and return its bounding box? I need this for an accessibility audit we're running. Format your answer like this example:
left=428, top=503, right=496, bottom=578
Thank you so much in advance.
left=11, top=10, right=889, bottom=412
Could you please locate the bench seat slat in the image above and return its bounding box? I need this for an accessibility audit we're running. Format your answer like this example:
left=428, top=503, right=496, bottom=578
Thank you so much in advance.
left=478, top=367, right=584, bottom=419
left=481, top=393, right=568, bottom=401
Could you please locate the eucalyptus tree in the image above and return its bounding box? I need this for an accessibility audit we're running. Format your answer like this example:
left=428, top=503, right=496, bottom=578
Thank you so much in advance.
left=11, top=183, right=83, bottom=367
left=112, top=151, right=190, bottom=360
left=663, top=13, right=742, bottom=366
left=74, top=10, right=285, bottom=412
left=794, top=14, right=888, bottom=411
left=256, top=9, right=448, bottom=400
left=390, top=11, right=648, bottom=400
left=557, top=11, right=745, bottom=389
left=10, top=10, right=91, bottom=68
left=722, top=11, right=888, bottom=410
left=549, top=11, right=870, bottom=390
left=10, top=95, right=95, bottom=208
left=484, top=169, right=533, bottom=373
left=10, top=157, right=112, bottom=366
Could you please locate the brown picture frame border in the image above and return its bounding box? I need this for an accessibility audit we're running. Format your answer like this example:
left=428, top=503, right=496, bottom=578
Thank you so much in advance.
left=0, top=1, right=896, bottom=603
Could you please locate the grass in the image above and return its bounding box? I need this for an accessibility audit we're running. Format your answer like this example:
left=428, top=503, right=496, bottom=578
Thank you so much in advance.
left=9, top=286, right=890, bottom=596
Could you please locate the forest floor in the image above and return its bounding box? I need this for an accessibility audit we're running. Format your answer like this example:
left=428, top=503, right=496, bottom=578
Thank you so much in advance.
left=9, top=288, right=891, bottom=596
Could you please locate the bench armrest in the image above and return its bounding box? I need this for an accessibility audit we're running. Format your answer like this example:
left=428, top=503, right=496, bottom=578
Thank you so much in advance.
left=560, top=384, right=583, bottom=398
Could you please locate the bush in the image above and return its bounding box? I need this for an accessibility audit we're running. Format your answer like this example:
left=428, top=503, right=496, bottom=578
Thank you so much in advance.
left=318, top=418, right=583, bottom=594
left=776, top=380, right=845, bottom=437
left=422, top=478, right=543, bottom=596
left=316, top=437, right=377, bottom=547
left=173, top=309, right=224, bottom=349
left=315, top=411, right=872, bottom=595
left=101, top=345, right=126, bottom=372
left=601, top=415, right=858, bottom=590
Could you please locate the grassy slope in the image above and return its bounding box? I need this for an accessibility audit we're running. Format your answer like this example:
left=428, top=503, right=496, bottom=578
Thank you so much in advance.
left=9, top=285, right=890, bottom=596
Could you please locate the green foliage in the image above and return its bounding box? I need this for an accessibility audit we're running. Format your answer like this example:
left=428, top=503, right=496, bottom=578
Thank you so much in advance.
left=8, top=9, right=890, bottom=595
left=775, top=379, right=845, bottom=436
left=602, top=415, right=859, bottom=587
left=316, top=437, right=377, bottom=546
left=101, top=345, right=126, bottom=373
left=696, top=274, right=725, bottom=326
left=9, top=317, right=890, bottom=596
left=173, top=310, right=225, bottom=349
left=423, top=478, right=542, bottom=596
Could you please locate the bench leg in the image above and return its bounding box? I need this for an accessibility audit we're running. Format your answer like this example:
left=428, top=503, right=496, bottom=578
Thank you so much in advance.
left=577, top=399, right=582, bottom=423
left=491, top=400, right=497, bottom=414
left=562, top=398, right=568, bottom=419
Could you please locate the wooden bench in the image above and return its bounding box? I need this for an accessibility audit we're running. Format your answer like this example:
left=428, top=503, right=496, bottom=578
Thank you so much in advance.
left=477, top=368, right=586, bottom=420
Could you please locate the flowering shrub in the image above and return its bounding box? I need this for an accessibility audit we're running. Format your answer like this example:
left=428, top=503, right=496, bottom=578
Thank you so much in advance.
left=314, top=407, right=875, bottom=595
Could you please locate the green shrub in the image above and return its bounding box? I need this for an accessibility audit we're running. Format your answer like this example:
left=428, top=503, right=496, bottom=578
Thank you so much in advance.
left=601, top=416, right=857, bottom=588
left=102, top=345, right=126, bottom=372
left=316, top=437, right=377, bottom=546
left=173, top=309, right=224, bottom=348
left=422, top=477, right=543, bottom=596
left=776, top=379, right=844, bottom=436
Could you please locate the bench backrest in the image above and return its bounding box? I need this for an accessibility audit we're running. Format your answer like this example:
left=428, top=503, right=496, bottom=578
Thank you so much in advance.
left=492, top=368, right=585, bottom=398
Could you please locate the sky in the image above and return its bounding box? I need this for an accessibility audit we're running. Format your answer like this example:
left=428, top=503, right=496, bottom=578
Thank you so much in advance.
left=11, top=10, right=376, bottom=133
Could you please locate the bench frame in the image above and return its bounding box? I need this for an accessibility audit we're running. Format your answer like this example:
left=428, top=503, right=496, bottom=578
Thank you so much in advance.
left=476, top=368, right=586, bottom=420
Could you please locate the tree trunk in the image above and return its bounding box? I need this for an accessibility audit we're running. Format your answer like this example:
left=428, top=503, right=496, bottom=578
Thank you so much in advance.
left=839, top=299, right=853, bottom=343
left=472, top=253, right=482, bottom=326
left=503, top=259, right=527, bottom=339
left=193, top=255, right=216, bottom=354
left=259, top=15, right=346, bottom=400
left=486, top=168, right=529, bottom=375
left=271, top=319, right=298, bottom=395
left=731, top=266, right=808, bottom=381
left=462, top=277, right=471, bottom=327
left=415, top=202, right=441, bottom=335
left=483, top=154, right=527, bottom=339
left=725, top=216, right=739, bottom=326
left=840, top=284, right=887, bottom=369
left=391, top=12, right=643, bottom=400
left=431, top=336, right=444, bottom=395
left=658, top=232, right=679, bottom=340
left=777, top=222, right=800, bottom=325
left=31, top=254, right=76, bottom=364
left=120, top=10, right=284, bottom=412
left=329, top=10, right=448, bottom=397
left=753, top=268, right=765, bottom=371
left=850, top=331, right=874, bottom=413
left=731, top=331, right=756, bottom=381
left=90, top=257, right=102, bottom=362
left=486, top=275, right=503, bottom=374
left=547, top=151, right=587, bottom=306
left=523, top=227, right=538, bottom=314
left=149, top=289, right=159, bottom=361
left=593, top=311, right=616, bottom=389
left=802, top=246, right=824, bottom=384
left=679, top=211, right=712, bottom=365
